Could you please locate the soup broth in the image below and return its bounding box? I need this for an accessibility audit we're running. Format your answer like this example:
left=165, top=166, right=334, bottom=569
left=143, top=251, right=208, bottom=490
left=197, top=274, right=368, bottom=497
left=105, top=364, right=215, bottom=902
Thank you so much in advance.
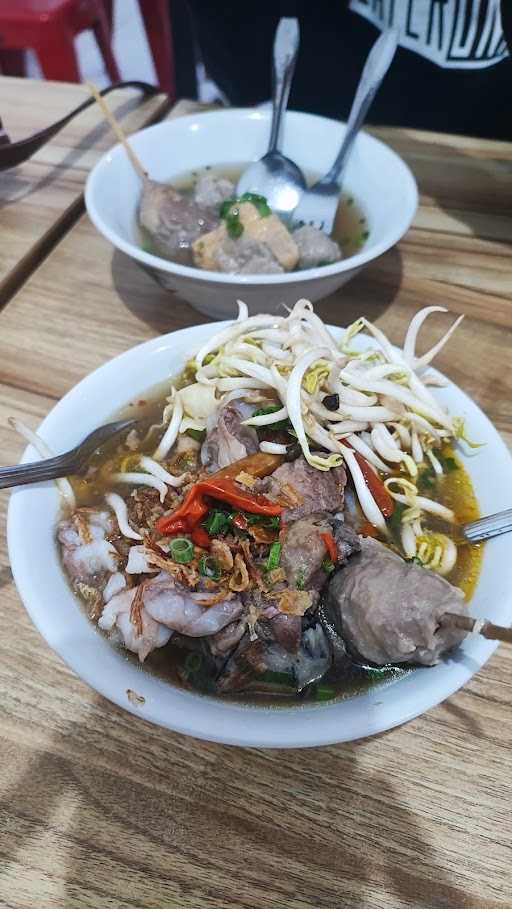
left=139, top=164, right=369, bottom=265
left=68, top=377, right=483, bottom=708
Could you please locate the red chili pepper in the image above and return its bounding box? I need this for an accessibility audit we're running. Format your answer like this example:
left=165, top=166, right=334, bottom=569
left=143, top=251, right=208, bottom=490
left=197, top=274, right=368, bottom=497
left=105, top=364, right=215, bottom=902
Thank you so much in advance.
left=320, top=531, right=338, bottom=563
left=156, top=477, right=282, bottom=536
left=191, top=525, right=211, bottom=548
left=231, top=512, right=249, bottom=531
left=360, top=520, right=379, bottom=538
left=342, top=442, right=394, bottom=518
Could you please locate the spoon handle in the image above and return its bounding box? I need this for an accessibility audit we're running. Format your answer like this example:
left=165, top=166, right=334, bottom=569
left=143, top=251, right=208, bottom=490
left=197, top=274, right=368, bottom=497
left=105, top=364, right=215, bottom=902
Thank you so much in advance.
left=462, top=508, right=512, bottom=543
left=267, top=18, right=300, bottom=154
left=321, top=28, right=398, bottom=188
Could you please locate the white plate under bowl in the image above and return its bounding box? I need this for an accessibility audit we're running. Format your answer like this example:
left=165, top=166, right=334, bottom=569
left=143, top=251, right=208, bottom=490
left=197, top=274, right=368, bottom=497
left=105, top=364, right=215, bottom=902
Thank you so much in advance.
left=85, top=108, right=418, bottom=319
left=7, top=322, right=512, bottom=747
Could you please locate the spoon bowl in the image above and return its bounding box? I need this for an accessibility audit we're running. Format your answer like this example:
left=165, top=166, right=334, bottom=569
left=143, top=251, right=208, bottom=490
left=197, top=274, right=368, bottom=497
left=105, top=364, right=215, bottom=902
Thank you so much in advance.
left=236, top=17, right=306, bottom=220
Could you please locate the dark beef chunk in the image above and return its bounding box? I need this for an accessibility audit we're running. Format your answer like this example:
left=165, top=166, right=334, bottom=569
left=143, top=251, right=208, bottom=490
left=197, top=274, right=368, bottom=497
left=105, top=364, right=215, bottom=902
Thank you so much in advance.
left=326, top=537, right=467, bottom=667
left=257, top=457, right=347, bottom=522
left=216, top=622, right=331, bottom=693
left=281, top=514, right=360, bottom=592
left=139, top=178, right=218, bottom=264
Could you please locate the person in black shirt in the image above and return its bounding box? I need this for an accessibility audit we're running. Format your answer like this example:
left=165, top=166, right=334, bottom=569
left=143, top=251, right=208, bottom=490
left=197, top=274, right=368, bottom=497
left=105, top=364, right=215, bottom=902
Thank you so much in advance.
left=174, top=0, right=512, bottom=139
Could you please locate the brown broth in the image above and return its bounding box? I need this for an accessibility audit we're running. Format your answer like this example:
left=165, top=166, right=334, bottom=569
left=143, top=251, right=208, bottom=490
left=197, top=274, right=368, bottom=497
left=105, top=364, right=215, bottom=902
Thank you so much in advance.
left=139, top=163, right=368, bottom=265
left=68, top=381, right=483, bottom=707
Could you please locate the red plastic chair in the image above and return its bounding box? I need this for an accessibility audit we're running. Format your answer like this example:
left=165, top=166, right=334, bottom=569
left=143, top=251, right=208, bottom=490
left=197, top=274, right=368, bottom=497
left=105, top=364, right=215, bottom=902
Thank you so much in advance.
left=103, top=0, right=175, bottom=98
left=0, top=0, right=120, bottom=83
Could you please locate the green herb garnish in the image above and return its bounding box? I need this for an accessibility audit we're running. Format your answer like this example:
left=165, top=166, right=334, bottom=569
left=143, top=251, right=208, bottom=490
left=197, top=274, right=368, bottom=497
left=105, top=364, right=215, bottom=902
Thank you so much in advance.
left=202, top=509, right=232, bottom=535
left=295, top=568, right=306, bottom=590
left=260, top=670, right=294, bottom=687
left=417, top=466, right=436, bottom=492
left=438, top=452, right=459, bottom=473
left=322, top=558, right=335, bottom=574
left=387, top=501, right=407, bottom=541
left=266, top=541, right=282, bottom=572
left=169, top=537, right=194, bottom=564
left=219, top=192, right=271, bottom=240
left=253, top=404, right=291, bottom=433
left=198, top=555, right=221, bottom=580
left=315, top=684, right=336, bottom=701
left=185, top=428, right=206, bottom=443
left=246, top=513, right=280, bottom=529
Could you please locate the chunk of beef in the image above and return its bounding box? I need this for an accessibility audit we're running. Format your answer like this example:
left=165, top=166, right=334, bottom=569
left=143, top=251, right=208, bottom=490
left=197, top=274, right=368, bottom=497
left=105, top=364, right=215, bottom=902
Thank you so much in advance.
left=293, top=225, right=342, bottom=269
left=192, top=201, right=299, bottom=273
left=139, top=178, right=218, bottom=264
left=216, top=236, right=284, bottom=274
left=258, top=457, right=347, bottom=522
left=326, top=537, right=467, bottom=666
left=281, top=514, right=360, bottom=592
left=201, top=399, right=259, bottom=472
left=209, top=619, right=247, bottom=657
left=193, top=173, right=235, bottom=210
left=217, top=622, right=331, bottom=693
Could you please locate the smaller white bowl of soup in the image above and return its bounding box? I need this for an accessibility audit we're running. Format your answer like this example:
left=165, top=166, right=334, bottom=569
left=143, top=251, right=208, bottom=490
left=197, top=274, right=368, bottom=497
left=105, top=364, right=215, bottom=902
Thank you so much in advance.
left=85, top=108, right=418, bottom=319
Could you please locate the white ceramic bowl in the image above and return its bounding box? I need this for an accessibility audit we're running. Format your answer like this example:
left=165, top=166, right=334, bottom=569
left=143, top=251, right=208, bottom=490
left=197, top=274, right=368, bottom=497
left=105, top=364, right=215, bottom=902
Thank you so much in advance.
left=8, top=321, right=512, bottom=748
left=85, top=109, right=418, bottom=319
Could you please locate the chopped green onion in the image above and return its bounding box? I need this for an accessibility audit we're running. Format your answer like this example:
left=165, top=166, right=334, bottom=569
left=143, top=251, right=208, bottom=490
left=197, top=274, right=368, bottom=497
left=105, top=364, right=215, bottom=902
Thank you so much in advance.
left=239, top=192, right=272, bottom=216
left=246, top=513, right=280, bottom=529
left=169, top=537, right=194, bottom=563
left=322, top=558, right=335, bottom=574
left=315, top=685, right=336, bottom=701
left=253, top=404, right=291, bottom=432
left=202, top=509, right=232, bottom=535
left=260, top=670, right=294, bottom=686
left=266, top=541, right=281, bottom=572
left=437, top=452, right=459, bottom=473
left=198, top=555, right=222, bottom=580
left=185, top=428, right=206, bottom=442
left=295, top=568, right=306, bottom=590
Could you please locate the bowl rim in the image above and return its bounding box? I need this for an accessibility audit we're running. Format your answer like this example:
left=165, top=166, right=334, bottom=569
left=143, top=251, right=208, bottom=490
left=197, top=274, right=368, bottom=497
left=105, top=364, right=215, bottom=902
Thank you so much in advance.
left=84, top=107, right=419, bottom=286
left=7, top=319, right=512, bottom=747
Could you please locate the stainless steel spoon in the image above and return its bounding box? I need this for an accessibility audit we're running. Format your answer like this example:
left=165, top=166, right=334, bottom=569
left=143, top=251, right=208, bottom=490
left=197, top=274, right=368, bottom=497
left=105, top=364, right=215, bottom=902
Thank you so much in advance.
left=0, top=419, right=137, bottom=489
left=292, top=28, right=398, bottom=234
left=236, top=17, right=306, bottom=220
left=461, top=509, right=512, bottom=543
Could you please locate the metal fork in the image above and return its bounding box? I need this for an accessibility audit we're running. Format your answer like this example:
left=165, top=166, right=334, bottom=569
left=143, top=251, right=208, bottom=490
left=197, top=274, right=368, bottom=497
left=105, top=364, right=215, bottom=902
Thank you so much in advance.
left=0, top=419, right=137, bottom=489
left=291, top=28, right=398, bottom=234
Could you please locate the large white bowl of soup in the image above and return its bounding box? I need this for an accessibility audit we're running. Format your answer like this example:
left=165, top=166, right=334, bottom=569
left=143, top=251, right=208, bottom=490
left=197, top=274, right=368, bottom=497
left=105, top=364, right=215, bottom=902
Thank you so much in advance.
left=7, top=307, right=512, bottom=748
left=85, top=108, right=418, bottom=319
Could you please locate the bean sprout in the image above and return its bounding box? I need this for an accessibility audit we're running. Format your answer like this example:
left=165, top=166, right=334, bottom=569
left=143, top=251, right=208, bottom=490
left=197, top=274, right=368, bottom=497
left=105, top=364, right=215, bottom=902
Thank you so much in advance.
left=9, top=417, right=76, bottom=510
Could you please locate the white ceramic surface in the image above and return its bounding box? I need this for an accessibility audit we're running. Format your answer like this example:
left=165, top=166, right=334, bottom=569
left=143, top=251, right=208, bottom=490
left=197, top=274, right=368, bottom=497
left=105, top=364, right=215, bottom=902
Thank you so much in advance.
left=85, top=109, right=418, bottom=319
left=7, top=320, right=512, bottom=747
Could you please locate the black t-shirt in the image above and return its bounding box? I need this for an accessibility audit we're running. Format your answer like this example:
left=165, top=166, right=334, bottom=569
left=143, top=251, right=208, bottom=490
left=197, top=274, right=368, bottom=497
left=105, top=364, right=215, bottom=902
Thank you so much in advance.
left=188, top=0, right=512, bottom=138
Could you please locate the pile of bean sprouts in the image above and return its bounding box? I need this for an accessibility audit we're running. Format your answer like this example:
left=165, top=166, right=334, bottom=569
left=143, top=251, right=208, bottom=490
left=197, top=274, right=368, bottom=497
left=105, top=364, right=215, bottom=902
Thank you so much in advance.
left=12, top=299, right=471, bottom=577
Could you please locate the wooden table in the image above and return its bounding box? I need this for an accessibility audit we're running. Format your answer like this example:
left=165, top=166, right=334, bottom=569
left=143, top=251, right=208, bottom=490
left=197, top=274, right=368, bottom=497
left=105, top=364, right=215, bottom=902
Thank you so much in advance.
left=0, top=77, right=511, bottom=909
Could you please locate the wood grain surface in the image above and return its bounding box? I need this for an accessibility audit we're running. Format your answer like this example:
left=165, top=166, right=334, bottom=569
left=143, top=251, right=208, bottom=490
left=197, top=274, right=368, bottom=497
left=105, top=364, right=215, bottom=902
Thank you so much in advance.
left=0, top=77, right=169, bottom=304
left=0, top=91, right=512, bottom=908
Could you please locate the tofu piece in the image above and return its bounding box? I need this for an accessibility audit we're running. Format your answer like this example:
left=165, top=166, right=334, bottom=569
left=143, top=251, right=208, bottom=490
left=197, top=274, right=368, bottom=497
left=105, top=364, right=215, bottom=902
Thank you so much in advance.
left=192, top=201, right=299, bottom=273
left=192, top=222, right=228, bottom=270
left=244, top=213, right=299, bottom=270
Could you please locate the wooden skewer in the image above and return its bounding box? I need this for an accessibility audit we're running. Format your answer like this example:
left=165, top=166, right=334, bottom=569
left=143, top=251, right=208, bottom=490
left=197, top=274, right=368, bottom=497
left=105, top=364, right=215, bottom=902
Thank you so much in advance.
left=86, top=81, right=147, bottom=180
left=441, top=613, right=512, bottom=644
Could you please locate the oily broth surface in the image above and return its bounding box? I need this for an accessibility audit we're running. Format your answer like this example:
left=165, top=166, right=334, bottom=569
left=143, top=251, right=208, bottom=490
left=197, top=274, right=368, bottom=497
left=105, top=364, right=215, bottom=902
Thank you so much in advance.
left=139, top=163, right=369, bottom=264
left=68, top=378, right=483, bottom=706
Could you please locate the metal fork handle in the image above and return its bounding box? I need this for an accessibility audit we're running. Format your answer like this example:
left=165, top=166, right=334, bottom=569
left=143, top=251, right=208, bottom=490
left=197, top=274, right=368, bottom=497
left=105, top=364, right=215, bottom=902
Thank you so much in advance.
left=321, top=28, right=398, bottom=189
left=462, top=508, right=512, bottom=543
left=0, top=455, right=75, bottom=489
left=267, top=18, right=300, bottom=154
